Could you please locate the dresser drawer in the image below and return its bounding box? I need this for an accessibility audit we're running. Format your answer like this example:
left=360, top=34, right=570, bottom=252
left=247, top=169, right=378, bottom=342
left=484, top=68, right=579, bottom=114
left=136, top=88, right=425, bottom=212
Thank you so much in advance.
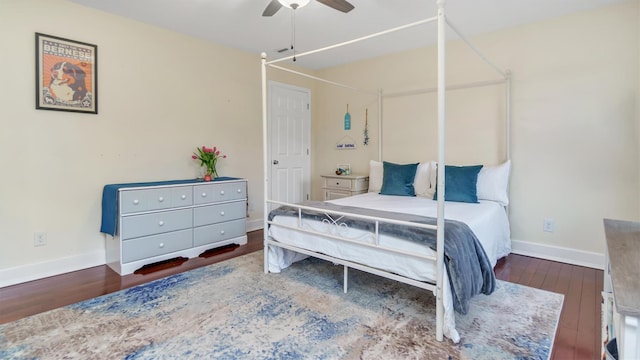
left=122, top=229, right=193, bottom=263
left=120, top=186, right=193, bottom=214
left=121, top=208, right=192, bottom=240
left=193, top=219, right=246, bottom=247
left=193, top=181, right=247, bottom=205
left=170, top=186, right=193, bottom=208
left=324, top=178, right=353, bottom=190
left=194, top=201, right=246, bottom=227
left=324, top=189, right=351, bottom=201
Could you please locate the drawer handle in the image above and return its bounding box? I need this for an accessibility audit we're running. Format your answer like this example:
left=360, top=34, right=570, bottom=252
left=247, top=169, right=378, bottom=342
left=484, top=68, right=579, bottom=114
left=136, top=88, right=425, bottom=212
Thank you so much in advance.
left=181, top=194, right=187, bottom=200
left=201, top=192, right=207, bottom=197
left=220, top=230, right=225, bottom=235
left=158, top=221, right=164, bottom=226
left=158, top=196, right=164, bottom=202
left=336, top=182, right=340, bottom=185
left=133, top=199, right=139, bottom=205
left=237, top=189, right=242, bottom=193
left=220, top=190, right=225, bottom=196
left=220, top=211, right=225, bottom=216
left=159, top=242, right=164, bottom=248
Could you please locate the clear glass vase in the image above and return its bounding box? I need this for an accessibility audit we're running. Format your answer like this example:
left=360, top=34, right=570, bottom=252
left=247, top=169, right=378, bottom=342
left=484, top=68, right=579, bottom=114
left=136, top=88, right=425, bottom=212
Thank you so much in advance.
left=204, top=167, right=217, bottom=181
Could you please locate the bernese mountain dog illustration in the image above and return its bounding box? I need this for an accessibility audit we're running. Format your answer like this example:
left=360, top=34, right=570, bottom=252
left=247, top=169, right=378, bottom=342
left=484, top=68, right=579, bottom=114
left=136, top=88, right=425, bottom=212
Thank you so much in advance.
left=48, top=61, right=88, bottom=102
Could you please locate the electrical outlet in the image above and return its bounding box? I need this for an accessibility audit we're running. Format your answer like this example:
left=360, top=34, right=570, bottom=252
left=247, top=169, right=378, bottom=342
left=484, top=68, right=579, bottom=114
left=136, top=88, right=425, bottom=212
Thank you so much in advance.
left=543, top=218, right=555, bottom=233
left=34, top=232, right=47, bottom=246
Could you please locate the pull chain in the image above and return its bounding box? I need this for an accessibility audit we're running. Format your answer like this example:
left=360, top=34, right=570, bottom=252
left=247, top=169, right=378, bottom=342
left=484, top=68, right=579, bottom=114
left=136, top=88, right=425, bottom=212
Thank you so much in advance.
left=290, top=4, right=298, bottom=61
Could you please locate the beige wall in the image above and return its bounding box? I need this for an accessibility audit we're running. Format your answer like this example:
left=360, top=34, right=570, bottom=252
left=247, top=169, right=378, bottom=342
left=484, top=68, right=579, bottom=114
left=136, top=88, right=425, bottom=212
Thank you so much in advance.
left=312, top=1, right=639, bottom=262
left=0, top=0, right=272, bottom=284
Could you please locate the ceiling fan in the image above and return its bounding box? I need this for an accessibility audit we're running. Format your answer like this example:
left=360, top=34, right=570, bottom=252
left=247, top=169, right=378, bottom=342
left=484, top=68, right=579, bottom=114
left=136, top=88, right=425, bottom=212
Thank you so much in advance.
left=262, top=0, right=355, bottom=16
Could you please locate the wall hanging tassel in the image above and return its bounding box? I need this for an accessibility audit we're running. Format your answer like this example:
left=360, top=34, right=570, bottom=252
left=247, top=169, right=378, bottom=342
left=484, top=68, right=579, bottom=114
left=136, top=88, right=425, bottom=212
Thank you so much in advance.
left=363, top=108, right=369, bottom=146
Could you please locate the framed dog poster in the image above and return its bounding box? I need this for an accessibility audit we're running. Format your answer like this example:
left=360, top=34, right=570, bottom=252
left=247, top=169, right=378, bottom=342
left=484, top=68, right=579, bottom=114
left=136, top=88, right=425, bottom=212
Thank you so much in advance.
left=35, top=33, right=98, bottom=114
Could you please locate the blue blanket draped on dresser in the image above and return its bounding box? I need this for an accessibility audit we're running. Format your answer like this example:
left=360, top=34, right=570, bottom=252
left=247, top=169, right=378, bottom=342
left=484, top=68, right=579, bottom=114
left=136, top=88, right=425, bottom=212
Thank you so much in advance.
left=100, top=177, right=238, bottom=236
left=268, top=201, right=496, bottom=315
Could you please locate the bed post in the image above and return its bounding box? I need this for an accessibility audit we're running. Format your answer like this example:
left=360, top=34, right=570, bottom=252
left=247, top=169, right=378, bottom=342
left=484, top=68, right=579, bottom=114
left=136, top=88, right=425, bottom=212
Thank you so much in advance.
left=261, top=52, right=269, bottom=274
left=435, top=0, right=446, bottom=342
left=378, top=89, right=383, bottom=161
left=504, top=70, right=512, bottom=217
left=505, top=70, right=512, bottom=161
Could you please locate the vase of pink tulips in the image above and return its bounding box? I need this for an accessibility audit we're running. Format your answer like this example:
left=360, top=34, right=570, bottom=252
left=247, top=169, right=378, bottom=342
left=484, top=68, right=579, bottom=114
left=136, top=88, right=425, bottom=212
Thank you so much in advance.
left=192, top=146, right=226, bottom=181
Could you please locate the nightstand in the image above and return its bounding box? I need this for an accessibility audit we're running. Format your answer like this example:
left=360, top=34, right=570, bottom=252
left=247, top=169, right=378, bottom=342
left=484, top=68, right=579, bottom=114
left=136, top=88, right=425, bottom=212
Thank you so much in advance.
left=321, top=174, right=369, bottom=201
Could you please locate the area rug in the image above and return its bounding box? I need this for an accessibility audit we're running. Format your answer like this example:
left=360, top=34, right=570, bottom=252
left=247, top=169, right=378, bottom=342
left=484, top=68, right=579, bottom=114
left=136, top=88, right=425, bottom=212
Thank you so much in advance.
left=0, top=251, right=563, bottom=359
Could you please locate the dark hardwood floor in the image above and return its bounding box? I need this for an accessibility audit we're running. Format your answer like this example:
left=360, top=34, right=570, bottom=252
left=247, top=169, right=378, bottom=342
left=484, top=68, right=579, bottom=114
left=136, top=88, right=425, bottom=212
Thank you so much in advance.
left=0, top=230, right=602, bottom=359
left=494, top=252, right=604, bottom=360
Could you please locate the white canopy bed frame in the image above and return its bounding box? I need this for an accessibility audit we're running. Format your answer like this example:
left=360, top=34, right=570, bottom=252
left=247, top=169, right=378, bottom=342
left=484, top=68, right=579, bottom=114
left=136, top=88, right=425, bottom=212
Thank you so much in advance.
left=260, top=0, right=511, bottom=343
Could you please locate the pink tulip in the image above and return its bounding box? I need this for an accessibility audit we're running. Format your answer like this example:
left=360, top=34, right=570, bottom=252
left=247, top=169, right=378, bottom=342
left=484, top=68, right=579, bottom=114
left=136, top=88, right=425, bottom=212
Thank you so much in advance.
left=192, top=146, right=226, bottom=169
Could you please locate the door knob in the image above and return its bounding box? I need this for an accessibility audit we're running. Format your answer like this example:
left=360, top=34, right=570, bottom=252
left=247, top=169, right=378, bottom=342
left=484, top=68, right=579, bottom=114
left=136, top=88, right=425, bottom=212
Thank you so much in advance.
left=273, top=160, right=279, bottom=165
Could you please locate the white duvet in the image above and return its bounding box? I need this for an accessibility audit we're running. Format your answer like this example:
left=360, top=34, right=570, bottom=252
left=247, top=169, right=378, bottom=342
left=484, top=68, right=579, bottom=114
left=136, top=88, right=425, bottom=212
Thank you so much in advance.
left=267, top=192, right=511, bottom=343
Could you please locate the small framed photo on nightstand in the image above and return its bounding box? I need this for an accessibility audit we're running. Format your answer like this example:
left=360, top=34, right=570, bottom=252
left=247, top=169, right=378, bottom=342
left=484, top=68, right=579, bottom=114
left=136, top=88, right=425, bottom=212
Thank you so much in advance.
left=336, top=164, right=351, bottom=176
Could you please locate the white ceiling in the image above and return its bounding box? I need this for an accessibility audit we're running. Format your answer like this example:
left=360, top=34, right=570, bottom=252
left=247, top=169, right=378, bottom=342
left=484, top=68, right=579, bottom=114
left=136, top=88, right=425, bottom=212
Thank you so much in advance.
left=68, top=0, right=626, bottom=69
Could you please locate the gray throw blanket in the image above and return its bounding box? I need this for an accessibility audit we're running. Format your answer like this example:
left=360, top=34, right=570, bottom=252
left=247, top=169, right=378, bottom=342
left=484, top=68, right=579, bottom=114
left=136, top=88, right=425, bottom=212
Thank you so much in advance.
left=268, top=201, right=496, bottom=315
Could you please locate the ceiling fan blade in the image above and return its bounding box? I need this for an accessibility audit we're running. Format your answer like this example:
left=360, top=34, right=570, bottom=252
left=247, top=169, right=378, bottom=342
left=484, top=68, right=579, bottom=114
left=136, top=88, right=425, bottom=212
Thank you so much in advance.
left=316, top=0, right=355, bottom=13
left=262, top=0, right=283, bottom=16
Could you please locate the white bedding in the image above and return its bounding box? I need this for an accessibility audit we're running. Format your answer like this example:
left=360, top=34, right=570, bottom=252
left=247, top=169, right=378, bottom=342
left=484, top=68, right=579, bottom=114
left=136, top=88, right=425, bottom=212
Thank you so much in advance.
left=267, top=192, right=511, bottom=342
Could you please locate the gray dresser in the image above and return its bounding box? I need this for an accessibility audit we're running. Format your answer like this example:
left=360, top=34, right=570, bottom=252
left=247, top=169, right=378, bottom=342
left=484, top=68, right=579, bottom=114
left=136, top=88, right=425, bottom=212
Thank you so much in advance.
left=105, top=178, right=247, bottom=275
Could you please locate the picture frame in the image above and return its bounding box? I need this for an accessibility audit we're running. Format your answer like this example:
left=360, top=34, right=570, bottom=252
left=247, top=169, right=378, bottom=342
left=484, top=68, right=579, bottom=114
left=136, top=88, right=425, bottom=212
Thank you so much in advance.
left=35, top=33, right=98, bottom=114
left=336, top=164, right=351, bottom=176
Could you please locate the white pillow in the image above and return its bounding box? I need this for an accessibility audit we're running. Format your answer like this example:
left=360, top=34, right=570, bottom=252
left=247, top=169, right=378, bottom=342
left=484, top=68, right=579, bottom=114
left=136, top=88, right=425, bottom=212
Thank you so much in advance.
left=368, top=160, right=383, bottom=192
left=427, top=161, right=438, bottom=198
left=476, top=160, right=511, bottom=206
left=413, top=162, right=431, bottom=197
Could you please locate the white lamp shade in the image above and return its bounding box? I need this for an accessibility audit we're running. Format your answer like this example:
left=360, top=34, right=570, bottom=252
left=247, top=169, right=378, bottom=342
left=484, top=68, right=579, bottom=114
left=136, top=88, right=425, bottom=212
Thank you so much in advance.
left=278, top=0, right=311, bottom=9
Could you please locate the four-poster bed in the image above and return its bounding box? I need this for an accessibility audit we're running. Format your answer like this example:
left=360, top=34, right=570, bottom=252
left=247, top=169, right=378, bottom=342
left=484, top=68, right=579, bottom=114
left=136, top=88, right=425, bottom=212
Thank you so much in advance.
left=260, top=0, right=511, bottom=343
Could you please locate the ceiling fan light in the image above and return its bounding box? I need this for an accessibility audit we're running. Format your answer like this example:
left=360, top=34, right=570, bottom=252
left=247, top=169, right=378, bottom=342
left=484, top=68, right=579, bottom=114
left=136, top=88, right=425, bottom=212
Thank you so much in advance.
left=278, top=0, right=311, bottom=9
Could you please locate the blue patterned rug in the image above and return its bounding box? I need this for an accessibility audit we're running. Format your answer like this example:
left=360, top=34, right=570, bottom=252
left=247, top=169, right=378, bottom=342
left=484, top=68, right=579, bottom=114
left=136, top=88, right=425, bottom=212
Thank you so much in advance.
left=0, top=251, right=562, bottom=359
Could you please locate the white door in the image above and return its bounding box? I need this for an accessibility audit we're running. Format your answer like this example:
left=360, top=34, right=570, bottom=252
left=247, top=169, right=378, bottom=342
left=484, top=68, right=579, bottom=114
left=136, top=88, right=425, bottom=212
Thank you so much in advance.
left=268, top=81, right=311, bottom=207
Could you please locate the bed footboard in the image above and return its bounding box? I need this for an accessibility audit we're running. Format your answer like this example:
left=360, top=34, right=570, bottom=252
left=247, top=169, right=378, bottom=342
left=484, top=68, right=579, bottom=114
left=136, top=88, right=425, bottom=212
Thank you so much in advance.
left=264, top=199, right=446, bottom=340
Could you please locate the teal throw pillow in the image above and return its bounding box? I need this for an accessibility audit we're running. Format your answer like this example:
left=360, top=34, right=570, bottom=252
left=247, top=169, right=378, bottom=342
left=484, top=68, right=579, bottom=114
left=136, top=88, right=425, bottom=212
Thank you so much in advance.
left=379, top=161, right=419, bottom=196
left=433, top=165, right=483, bottom=203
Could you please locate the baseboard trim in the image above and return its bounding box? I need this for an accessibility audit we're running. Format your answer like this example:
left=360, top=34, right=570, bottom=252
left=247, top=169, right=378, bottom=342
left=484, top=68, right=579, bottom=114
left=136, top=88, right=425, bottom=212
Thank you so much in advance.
left=247, top=218, right=264, bottom=232
left=2, top=226, right=600, bottom=289
left=0, top=251, right=106, bottom=289
left=511, top=239, right=604, bottom=270
left=1, top=219, right=267, bottom=289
